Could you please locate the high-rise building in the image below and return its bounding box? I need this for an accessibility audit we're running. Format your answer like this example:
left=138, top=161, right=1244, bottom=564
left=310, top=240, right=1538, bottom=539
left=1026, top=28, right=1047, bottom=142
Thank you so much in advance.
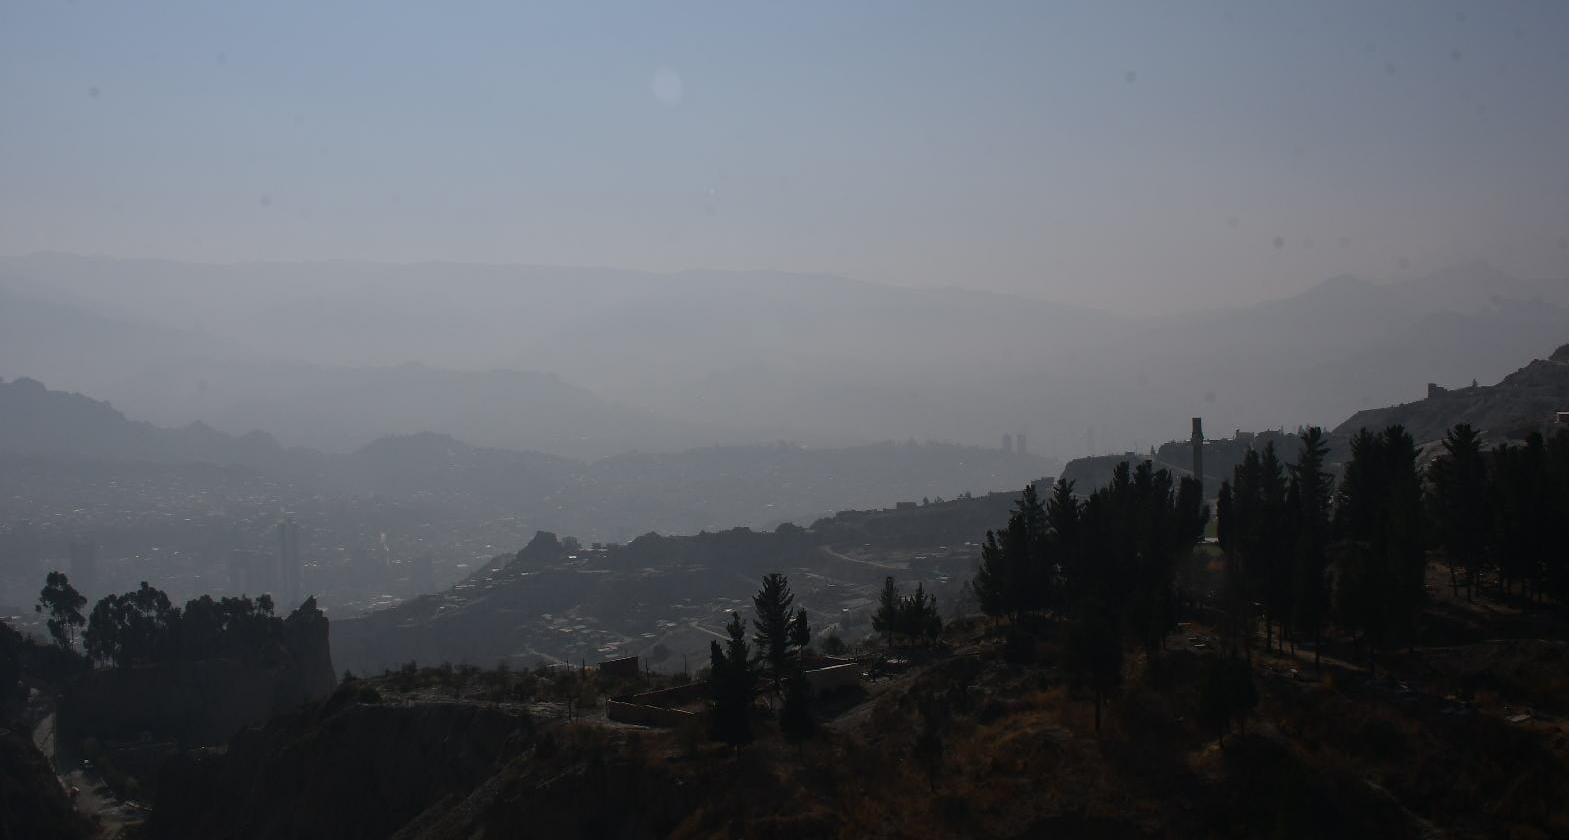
left=68, top=540, right=96, bottom=598
left=229, top=548, right=260, bottom=595
left=1001, top=433, right=1013, bottom=454
left=1016, top=432, right=1027, bottom=456
left=277, top=519, right=301, bottom=609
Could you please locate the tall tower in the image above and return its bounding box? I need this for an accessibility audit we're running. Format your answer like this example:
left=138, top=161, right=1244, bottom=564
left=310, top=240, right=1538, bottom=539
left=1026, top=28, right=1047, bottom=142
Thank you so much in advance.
left=1001, top=433, right=1014, bottom=454
left=68, top=540, right=96, bottom=599
left=1016, top=432, right=1027, bottom=456
left=1191, top=418, right=1205, bottom=494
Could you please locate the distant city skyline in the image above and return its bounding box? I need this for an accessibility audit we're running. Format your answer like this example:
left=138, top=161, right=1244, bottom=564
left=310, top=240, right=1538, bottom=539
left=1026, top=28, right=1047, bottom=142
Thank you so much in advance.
left=3, top=1, right=1566, bottom=316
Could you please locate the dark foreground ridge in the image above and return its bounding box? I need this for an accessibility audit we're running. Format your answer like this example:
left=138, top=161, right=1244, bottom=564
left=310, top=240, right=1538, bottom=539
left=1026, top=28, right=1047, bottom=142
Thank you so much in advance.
left=145, top=597, right=1569, bottom=839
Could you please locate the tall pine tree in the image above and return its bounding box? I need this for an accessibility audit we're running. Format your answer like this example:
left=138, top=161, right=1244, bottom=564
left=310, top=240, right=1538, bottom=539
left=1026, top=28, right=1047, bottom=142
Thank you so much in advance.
left=1428, top=424, right=1489, bottom=600
left=1289, top=426, right=1333, bottom=671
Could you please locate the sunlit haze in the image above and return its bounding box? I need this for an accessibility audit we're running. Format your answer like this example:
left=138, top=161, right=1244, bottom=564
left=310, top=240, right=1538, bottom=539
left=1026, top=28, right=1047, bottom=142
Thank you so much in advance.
left=3, top=1, right=1566, bottom=314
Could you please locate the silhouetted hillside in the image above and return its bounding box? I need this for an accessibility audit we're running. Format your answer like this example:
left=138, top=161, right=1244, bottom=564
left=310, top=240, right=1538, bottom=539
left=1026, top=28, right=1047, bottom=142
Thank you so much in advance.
left=1334, top=342, right=1569, bottom=444
left=0, top=376, right=299, bottom=469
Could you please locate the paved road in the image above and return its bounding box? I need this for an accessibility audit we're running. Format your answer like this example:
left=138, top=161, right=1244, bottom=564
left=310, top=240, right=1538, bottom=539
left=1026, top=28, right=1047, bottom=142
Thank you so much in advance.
left=32, top=708, right=143, bottom=838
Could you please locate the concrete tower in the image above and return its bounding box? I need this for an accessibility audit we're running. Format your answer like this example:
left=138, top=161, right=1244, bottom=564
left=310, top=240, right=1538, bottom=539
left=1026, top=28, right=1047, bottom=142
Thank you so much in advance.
left=1001, top=433, right=1013, bottom=454
left=1017, top=432, right=1027, bottom=456
left=1191, top=417, right=1205, bottom=493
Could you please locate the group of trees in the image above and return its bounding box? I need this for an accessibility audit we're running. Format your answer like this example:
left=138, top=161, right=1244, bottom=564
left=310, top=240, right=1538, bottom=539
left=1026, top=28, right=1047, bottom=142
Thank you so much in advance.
left=974, top=465, right=1210, bottom=730
left=1220, top=425, right=1426, bottom=676
left=1220, top=423, right=1569, bottom=677
left=1429, top=425, right=1569, bottom=605
left=709, top=572, right=816, bottom=744
left=872, top=576, right=942, bottom=646
left=1217, top=427, right=1340, bottom=667
left=34, top=573, right=289, bottom=669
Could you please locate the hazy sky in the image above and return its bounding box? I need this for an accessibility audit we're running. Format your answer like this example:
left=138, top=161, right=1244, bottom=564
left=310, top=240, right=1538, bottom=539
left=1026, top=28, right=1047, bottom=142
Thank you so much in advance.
left=2, top=1, right=1566, bottom=314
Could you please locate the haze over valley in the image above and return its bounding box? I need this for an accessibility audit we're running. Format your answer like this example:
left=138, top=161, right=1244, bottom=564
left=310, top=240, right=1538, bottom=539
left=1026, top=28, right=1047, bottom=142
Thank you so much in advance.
left=5, top=3, right=1569, bottom=838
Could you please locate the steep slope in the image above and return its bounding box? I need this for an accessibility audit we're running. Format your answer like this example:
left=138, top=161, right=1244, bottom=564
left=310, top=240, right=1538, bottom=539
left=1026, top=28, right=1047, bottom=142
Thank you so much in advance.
left=1334, top=342, right=1569, bottom=443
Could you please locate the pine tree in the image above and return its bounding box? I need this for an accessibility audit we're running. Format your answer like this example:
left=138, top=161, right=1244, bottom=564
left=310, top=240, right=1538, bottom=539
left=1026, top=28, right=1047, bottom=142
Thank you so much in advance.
left=1333, top=426, right=1426, bottom=675
left=1429, top=424, right=1489, bottom=600
left=1258, top=443, right=1291, bottom=652
left=1289, top=426, right=1333, bottom=671
left=972, top=484, right=1051, bottom=621
left=1216, top=481, right=1234, bottom=552
left=872, top=576, right=901, bottom=645
left=1545, top=430, right=1569, bottom=610
left=789, top=607, right=811, bottom=651
left=1489, top=433, right=1553, bottom=602
left=752, top=573, right=800, bottom=691
left=901, top=582, right=942, bottom=644
left=1046, top=478, right=1083, bottom=607
left=709, top=611, right=755, bottom=744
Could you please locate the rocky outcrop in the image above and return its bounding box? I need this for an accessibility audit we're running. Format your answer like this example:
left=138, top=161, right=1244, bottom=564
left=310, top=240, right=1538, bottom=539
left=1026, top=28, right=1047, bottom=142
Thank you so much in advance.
left=284, top=597, right=338, bottom=703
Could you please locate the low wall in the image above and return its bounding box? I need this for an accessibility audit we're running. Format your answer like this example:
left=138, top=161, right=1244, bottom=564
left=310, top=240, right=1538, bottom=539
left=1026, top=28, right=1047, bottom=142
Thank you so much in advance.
left=617, top=681, right=710, bottom=708
left=604, top=699, right=699, bottom=728
left=605, top=680, right=710, bottom=728
left=803, top=662, right=861, bottom=696
left=598, top=656, right=640, bottom=678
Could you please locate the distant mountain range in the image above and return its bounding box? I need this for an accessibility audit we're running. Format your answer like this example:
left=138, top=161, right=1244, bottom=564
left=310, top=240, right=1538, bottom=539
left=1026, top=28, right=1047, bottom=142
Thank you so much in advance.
left=3, top=254, right=1566, bottom=460
left=0, top=377, right=1052, bottom=541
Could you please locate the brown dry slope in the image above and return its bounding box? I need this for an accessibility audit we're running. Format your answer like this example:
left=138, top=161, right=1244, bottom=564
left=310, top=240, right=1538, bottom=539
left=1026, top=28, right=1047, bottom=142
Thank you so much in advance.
left=142, top=594, right=1569, bottom=839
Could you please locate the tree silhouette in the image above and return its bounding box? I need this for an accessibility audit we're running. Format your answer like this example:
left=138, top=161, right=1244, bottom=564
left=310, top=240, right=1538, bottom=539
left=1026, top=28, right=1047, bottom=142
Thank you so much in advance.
left=35, top=571, right=86, bottom=652
left=872, top=576, right=900, bottom=645
left=1545, top=430, right=1569, bottom=609
left=752, top=573, right=805, bottom=695
left=1224, top=444, right=1291, bottom=652
left=1045, top=478, right=1083, bottom=608
left=1289, top=427, right=1333, bottom=671
left=1333, top=426, right=1425, bottom=676
left=872, top=576, right=943, bottom=646
left=1489, top=433, right=1553, bottom=601
left=1065, top=598, right=1121, bottom=735
left=1428, top=424, right=1489, bottom=600
left=84, top=582, right=181, bottom=668
left=708, top=611, right=755, bottom=744
left=974, top=483, right=1051, bottom=621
